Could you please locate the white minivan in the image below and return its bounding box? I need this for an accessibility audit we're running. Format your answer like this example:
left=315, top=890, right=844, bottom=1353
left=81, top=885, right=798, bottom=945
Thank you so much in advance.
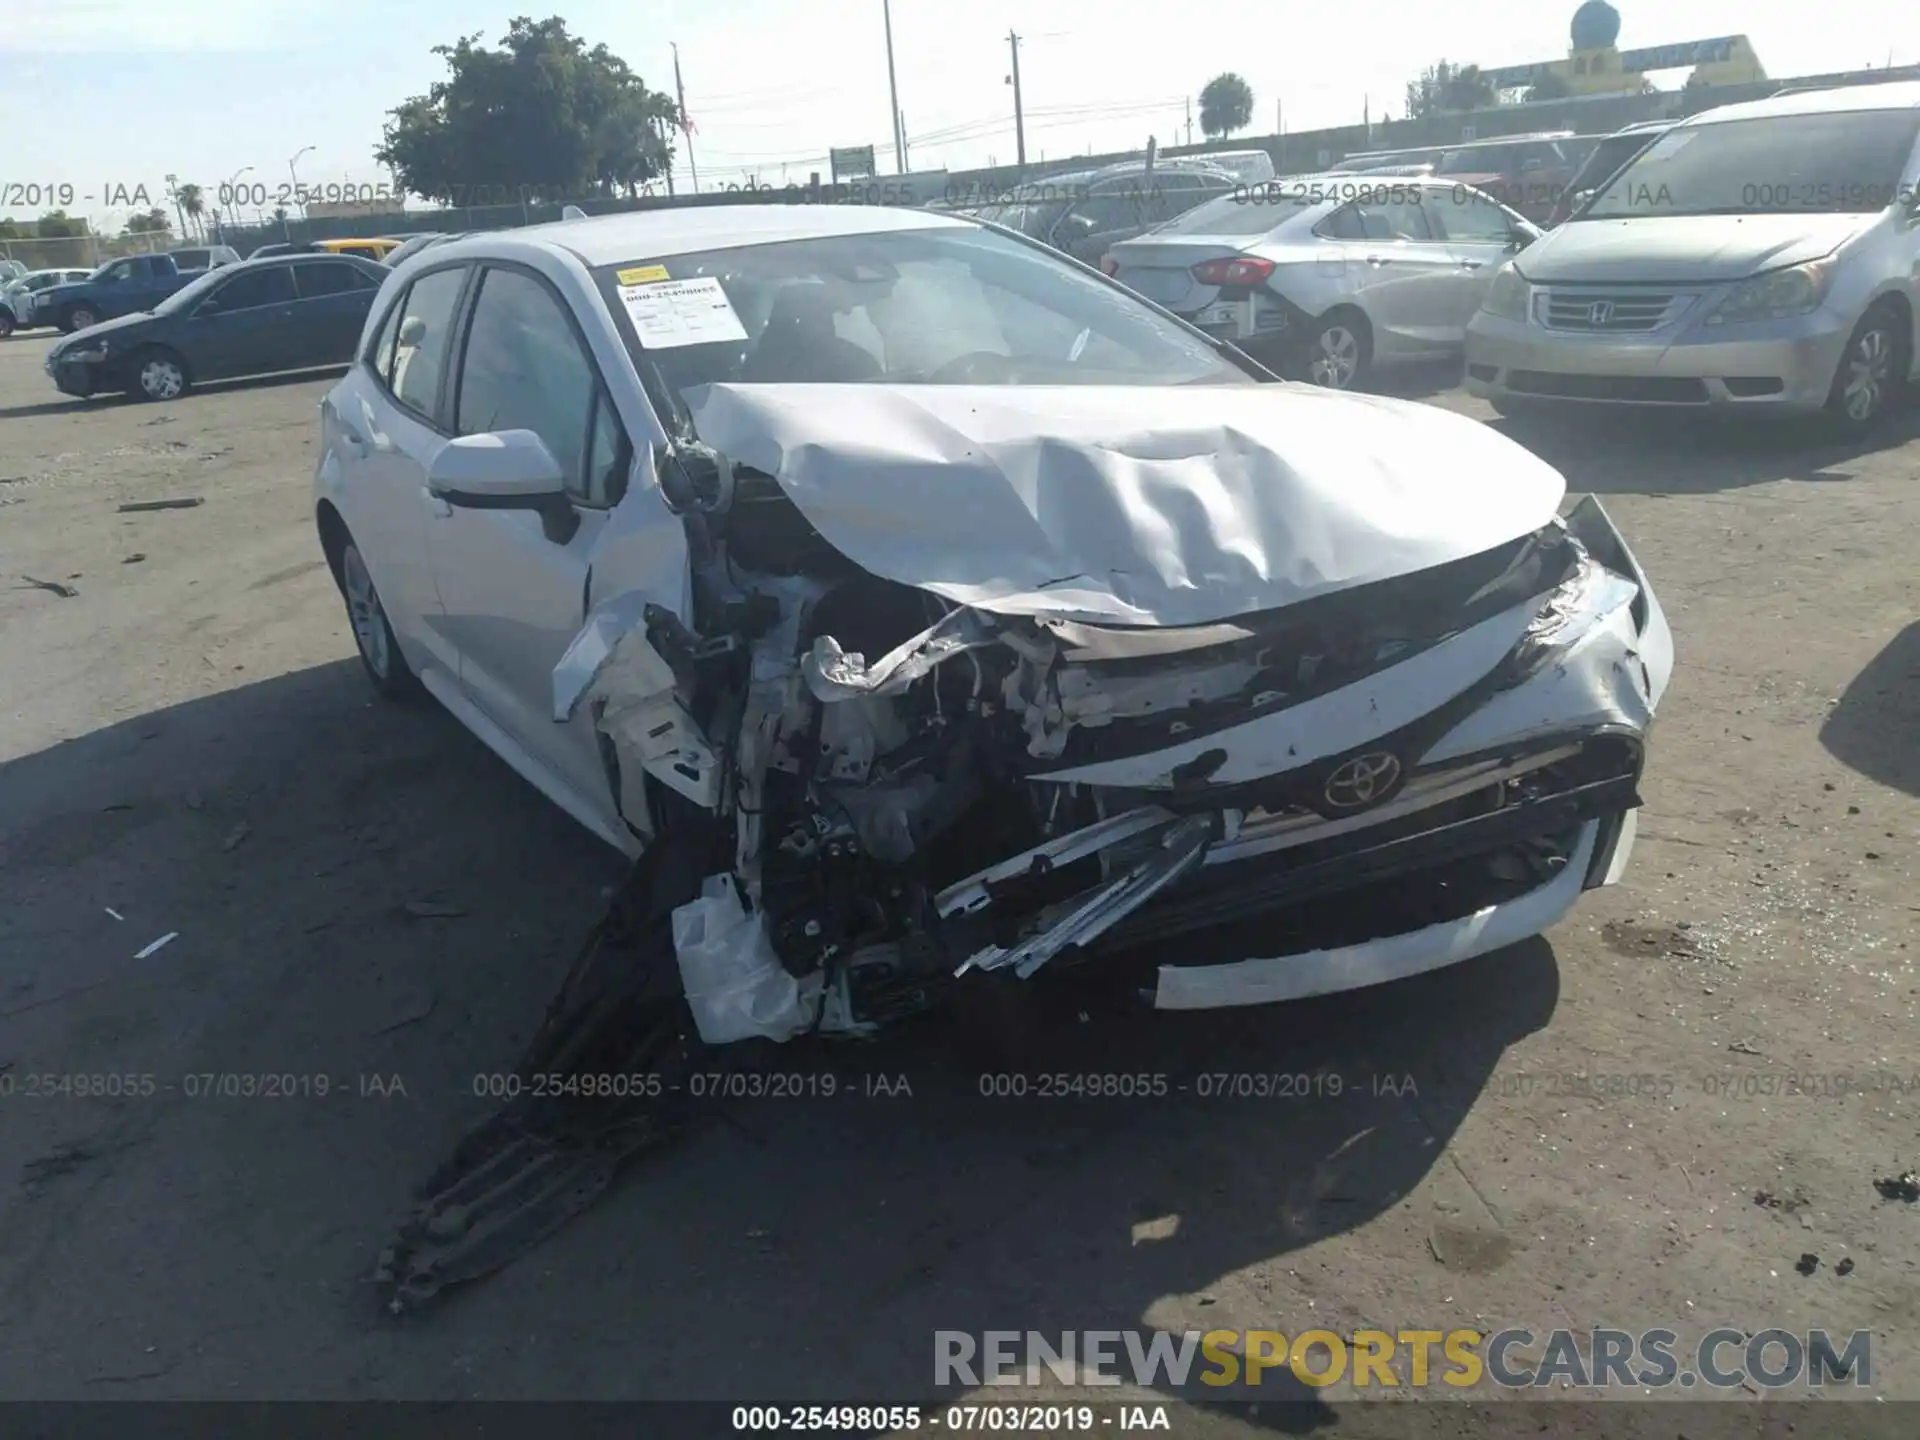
left=1466, top=81, right=1920, bottom=432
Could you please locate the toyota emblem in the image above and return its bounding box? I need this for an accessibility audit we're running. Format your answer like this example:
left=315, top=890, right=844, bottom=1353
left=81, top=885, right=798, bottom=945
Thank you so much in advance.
left=1322, top=751, right=1404, bottom=811
left=1587, top=300, right=1614, bottom=325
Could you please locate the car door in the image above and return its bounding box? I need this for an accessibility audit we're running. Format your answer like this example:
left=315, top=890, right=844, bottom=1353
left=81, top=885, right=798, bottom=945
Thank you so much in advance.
left=290, top=259, right=380, bottom=364
left=333, top=264, right=473, bottom=685
left=1316, top=192, right=1460, bottom=357
left=1428, top=185, right=1530, bottom=338
left=183, top=263, right=299, bottom=378
left=424, top=262, right=630, bottom=832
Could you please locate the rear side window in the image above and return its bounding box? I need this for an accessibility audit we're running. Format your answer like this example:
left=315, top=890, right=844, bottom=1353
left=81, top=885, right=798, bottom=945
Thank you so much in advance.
left=1318, top=198, right=1434, bottom=241
left=208, top=265, right=297, bottom=311
left=295, top=261, right=369, bottom=298
left=453, top=266, right=628, bottom=507
left=370, top=266, right=468, bottom=426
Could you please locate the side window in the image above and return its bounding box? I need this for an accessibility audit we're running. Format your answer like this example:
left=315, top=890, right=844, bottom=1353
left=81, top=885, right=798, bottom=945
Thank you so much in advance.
left=206, top=264, right=297, bottom=312
left=1356, top=199, right=1435, bottom=241
left=106, top=260, right=135, bottom=282
left=366, top=293, right=405, bottom=378
left=1316, top=203, right=1366, bottom=240
left=454, top=266, right=623, bottom=506
left=388, top=267, right=468, bottom=424
left=294, top=261, right=365, bottom=298
left=1435, top=192, right=1515, bottom=243
left=582, top=389, right=630, bottom=508
left=1061, top=192, right=1142, bottom=237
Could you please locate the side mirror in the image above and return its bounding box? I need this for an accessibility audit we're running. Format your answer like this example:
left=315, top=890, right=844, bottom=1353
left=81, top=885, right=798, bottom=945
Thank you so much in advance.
left=427, top=430, right=577, bottom=543
left=1508, top=226, right=1539, bottom=251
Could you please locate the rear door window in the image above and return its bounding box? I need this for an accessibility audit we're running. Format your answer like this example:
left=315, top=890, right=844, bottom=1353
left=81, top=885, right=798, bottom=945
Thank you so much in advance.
left=294, top=261, right=371, bottom=298
left=207, top=264, right=297, bottom=311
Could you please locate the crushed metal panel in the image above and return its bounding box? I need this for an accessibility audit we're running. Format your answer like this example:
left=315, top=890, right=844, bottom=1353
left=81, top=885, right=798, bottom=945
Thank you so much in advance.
left=685, top=382, right=1566, bottom=626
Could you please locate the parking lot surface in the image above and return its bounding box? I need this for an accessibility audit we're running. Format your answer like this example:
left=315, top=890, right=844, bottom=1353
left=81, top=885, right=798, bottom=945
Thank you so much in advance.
left=1, top=333, right=1916, bottom=1424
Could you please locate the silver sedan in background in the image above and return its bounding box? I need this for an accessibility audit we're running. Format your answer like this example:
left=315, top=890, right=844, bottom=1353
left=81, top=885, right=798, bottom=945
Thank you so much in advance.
left=1105, top=176, right=1539, bottom=389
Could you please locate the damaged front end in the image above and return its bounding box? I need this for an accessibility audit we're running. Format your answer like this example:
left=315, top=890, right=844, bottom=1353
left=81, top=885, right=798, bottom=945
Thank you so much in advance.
left=376, top=384, right=1672, bottom=1311
left=559, top=452, right=1670, bottom=1045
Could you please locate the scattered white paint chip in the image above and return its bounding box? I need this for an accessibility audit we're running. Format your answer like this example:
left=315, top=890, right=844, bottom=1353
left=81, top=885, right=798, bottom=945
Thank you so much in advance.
left=105, top=907, right=125, bottom=921
left=134, top=932, right=179, bottom=959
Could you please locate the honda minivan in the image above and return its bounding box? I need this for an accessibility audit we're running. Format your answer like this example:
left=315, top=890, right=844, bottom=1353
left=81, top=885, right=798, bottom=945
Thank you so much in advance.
left=1466, top=81, right=1920, bottom=432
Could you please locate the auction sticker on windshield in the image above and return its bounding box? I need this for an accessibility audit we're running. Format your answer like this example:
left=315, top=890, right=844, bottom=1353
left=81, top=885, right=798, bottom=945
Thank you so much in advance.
left=618, top=273, right=748, bottom=348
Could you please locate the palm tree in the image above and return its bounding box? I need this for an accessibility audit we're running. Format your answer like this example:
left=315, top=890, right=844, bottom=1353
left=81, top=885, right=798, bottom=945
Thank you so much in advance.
left=177, top=183, right=205, bottom=241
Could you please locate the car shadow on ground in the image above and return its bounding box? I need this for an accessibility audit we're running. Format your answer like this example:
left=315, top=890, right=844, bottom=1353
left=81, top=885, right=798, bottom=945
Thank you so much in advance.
left=1362, top=358, right=1464, bottom=402
left=0, top=366, right=346, bottom=421
left=1820, top=619, right=1920, bottom=797
left=0, top=658, right=1562, bottom=1405
left=1486, top=396, right=1920, bottom=495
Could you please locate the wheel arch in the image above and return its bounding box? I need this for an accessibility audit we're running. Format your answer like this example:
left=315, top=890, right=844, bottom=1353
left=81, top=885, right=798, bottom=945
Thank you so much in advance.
left=315, top=499, right=351, bottom=591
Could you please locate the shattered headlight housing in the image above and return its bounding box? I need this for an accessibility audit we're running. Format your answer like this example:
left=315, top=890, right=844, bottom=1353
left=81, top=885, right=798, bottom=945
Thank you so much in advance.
left=1479, top=264, right=1531, bottom=322
left=1706, top=259, right=1833, bottom=325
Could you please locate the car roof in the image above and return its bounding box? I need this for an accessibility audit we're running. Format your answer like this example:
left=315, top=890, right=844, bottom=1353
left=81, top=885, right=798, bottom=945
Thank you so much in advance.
left=468, top=204, right=968, bottom=267
left=1681, top=78, right=1920, bottom=125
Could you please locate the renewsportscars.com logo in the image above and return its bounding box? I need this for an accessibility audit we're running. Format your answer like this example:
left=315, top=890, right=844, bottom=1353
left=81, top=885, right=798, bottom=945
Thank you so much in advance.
left=935, top=1328, right=1872, bottom=1391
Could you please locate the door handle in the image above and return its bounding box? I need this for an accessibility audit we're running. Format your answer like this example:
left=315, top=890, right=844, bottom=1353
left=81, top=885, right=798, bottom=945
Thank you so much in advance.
left=1458, top=260, right=1485, bottom=270
left=1365, top=255, right=1390, bottom=267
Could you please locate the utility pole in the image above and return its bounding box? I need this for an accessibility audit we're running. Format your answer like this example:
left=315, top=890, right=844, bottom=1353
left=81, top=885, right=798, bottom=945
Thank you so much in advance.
left=661, top=116, right=676, bottom=197
left=672, top=43, right=699, bottom=193
left=883, top=0, right=906, bottom=174
left=1006, top=32, right=1026, bottom=172
left=1183, top=97, right=1193, bottom=147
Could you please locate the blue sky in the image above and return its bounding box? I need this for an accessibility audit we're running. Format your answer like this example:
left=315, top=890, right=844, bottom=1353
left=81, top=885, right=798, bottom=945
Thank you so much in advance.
left=4, top=0, right=1918, bottom=230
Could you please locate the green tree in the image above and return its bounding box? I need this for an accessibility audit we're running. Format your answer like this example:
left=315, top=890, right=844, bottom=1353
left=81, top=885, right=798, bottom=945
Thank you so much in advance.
left=1198, top=72, right=1254, bottom=139
left=375, top=15, right=679, bottom=203
left=1525, top=71, right=1572, bottom=102
left=122, top=208, right=172, bottom=236
left=177, top=183, right=206, bottom=240
left=1405, top=61, right=1496, bottom=118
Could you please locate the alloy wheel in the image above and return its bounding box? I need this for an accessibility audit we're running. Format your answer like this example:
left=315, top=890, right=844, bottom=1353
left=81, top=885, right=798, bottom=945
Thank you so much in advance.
left=1310, top=325, right=1360, bottom=389
left=1840, top=323, right=1893, bottom=423
left=341, top=546, right=392, bottom=679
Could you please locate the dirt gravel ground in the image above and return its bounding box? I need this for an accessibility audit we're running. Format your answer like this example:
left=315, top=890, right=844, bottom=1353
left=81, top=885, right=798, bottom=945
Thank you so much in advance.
left=1, top=327, right=1916, bottom=1433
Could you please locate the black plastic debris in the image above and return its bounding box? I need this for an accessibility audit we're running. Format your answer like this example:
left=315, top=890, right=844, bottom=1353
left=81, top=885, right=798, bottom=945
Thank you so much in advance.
left=1873, top=1172, right=1920, bottom=1203
left=1795, top=1253, right=1819, bottom=1276
left=117, top=497, right=203, bottom=512
left=20, top=574, right=78, bottom=598
left=1836, top=1257, right=1855, bottom=1276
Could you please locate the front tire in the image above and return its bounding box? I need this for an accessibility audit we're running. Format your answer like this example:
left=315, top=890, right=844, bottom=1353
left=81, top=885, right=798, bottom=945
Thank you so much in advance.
left=0, top=309, right=14, bottom=339
left=132, top=347, right=189, bottom=402
left=339, top=541, right=420, bottom=700
left=1825, top=302, right=1910, bottom=435
left=1304, top=309, right=1372, bottom=390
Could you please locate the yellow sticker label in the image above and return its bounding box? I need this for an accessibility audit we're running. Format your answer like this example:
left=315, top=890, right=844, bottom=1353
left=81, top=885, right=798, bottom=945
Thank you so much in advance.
left=616, top=265, right=671, bottom=285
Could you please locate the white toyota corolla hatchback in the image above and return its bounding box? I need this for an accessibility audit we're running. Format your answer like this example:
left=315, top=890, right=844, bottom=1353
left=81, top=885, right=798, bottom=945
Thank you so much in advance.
left=312, top=204, right=1673, bottom=1045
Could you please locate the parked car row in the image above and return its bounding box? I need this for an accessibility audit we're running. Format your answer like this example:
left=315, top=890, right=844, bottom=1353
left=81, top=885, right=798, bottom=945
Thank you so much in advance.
left=43, top=252, right=387, bottom=400
left=0, top=267, right=93, bottom=336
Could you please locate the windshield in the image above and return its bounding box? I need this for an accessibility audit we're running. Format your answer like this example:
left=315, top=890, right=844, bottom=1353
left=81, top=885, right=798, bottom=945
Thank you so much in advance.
left=1583, top=110, right=1920, bottom=218
left=597, top=222, right=1254, bottom=427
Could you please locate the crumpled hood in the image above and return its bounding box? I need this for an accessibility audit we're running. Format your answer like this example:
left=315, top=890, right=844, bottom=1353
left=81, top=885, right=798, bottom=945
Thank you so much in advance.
left=687, top=383, right=1565, bottom=626
left=1519, top=212, right=1871, bottom=285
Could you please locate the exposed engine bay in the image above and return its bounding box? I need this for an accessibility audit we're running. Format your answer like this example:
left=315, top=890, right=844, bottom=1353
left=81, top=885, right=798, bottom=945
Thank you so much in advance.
left=553, top=449, right=1663, bottom=1047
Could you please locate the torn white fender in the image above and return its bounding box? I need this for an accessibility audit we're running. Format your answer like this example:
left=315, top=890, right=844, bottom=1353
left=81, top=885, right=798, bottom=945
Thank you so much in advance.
left=553, top=595, right=722, bottom=810
left=685, top=382, right=1565, bottom=626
